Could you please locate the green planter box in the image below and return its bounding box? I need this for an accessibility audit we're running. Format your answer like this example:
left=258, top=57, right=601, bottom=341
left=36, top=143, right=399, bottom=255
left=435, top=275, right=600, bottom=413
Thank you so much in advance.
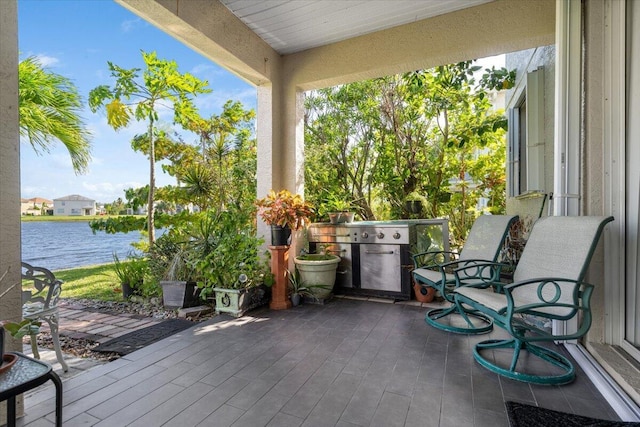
left=213, top=285, right=270, bottom=317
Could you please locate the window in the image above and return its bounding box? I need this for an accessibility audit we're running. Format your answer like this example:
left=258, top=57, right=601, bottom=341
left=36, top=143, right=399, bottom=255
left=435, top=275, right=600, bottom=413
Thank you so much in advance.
left=507, top=68, right=545, bottom=197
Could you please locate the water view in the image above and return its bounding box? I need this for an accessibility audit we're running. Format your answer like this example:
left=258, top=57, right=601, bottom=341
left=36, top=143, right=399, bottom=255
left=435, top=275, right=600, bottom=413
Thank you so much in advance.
left=21, top=221, right=144, bottom=271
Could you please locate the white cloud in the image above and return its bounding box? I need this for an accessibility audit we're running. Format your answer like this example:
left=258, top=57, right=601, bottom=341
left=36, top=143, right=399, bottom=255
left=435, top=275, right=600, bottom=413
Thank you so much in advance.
left=34, top=54, right=60, bottom=68
left=121, top=18, right=143, bottom=33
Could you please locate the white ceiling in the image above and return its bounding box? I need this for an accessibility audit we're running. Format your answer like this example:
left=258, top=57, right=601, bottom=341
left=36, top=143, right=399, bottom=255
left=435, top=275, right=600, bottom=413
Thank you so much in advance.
left=219, top=0, right=494, bottom=55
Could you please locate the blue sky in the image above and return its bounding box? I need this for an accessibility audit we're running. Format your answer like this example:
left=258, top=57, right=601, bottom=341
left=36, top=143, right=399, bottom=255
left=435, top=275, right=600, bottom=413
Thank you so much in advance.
left=18, top=0, right=256, bottom=204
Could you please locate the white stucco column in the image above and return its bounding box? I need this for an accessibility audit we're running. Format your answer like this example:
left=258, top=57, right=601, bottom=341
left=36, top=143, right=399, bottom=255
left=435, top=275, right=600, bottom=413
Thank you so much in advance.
left=0, top=0, right=24, bottom=422
left=0, top=0, right=23, bottom=337
left=256, top=73, right=306, bottom=254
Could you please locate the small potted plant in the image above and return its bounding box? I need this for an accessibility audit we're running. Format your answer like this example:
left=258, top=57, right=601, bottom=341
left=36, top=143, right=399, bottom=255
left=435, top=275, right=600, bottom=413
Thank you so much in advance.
left=321, top=195, right=355, bottom=224
left=405, top=191, right=427, bottom=215
left=256, top=190, right=314, bottom=246
left=287, top=269, right=331, bottom=306
left=112, top=252, right=149, bottom=300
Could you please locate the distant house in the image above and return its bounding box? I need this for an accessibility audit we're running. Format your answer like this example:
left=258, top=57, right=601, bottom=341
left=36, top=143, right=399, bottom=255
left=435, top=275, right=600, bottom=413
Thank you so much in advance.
left=53, top=194, right=96, bottom=216
left=20, top=197, right=53, bottom=216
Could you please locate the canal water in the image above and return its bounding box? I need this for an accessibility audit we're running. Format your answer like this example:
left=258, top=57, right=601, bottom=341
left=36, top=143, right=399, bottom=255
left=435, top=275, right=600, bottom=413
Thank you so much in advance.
left=21, top=221, right=145, bottom=271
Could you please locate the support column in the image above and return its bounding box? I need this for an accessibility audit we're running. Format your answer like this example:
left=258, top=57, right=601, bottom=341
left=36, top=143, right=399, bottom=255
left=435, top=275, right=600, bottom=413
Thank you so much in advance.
left=269, top=246, right=291, bottom=310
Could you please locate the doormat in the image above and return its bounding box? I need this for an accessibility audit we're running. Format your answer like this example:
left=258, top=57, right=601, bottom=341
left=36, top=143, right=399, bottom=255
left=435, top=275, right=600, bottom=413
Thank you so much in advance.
left=506, top=401, right=640, bottom=427
left=94, top=319, right=195, bottom=355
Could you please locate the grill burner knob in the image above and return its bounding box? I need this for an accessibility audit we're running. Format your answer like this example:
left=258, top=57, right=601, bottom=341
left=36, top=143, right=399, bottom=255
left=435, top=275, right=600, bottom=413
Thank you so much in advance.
left=377, top=232, right=385, bottom=239
left=393, top=232, right=401, bottom=239
left=361, top=232, right=369, bottom=239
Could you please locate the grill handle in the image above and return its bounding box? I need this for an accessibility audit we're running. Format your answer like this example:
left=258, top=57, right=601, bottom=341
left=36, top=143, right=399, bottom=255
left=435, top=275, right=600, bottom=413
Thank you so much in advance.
left=311, top=233, right=351, bottom=238
left=364, top=250, right=396, bottom=255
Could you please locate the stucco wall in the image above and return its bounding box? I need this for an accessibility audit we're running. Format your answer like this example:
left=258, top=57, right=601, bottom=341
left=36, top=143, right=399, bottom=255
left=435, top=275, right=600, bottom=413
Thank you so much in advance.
left=0, top=0, right=24, bottom=421
left=0, top=0, right=23, bottom=341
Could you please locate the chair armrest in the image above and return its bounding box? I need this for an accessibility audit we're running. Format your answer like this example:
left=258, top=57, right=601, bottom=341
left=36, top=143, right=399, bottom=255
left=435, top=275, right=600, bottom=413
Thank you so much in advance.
left=412, top=250, right=456, bottom=269
left=452, top=261, right=505, bottom=289
left=502, top=278, right=594, bottom=341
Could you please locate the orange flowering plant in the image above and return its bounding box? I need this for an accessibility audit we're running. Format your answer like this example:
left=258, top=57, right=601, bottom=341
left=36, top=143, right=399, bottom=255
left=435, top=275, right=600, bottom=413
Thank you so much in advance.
left=255, top=190, right=313, bottom=230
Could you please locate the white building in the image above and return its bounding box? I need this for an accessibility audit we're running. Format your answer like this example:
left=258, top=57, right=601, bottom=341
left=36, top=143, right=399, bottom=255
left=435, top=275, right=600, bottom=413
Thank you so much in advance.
left=52, top=194, right=96, bottom=216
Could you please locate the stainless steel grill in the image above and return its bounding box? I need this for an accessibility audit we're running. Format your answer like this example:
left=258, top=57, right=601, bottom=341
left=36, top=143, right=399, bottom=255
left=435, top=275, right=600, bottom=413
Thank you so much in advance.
left=308, top=219, right=449, bottom=300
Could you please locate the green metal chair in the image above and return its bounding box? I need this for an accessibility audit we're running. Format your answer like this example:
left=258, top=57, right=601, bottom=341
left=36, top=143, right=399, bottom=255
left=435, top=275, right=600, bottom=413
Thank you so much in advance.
left=412, top=214, right=518, bottom=334
left=452, top=216, right=614, bottom=385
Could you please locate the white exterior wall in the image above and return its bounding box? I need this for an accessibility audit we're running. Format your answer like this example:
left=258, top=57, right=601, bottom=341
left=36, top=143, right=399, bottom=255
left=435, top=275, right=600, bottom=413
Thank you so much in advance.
left=53, top=198, right=97, bottom=216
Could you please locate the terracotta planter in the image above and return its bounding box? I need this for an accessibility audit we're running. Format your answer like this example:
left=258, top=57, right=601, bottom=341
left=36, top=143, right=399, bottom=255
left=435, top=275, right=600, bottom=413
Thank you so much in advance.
left=413, top=281, right=435, bottom=303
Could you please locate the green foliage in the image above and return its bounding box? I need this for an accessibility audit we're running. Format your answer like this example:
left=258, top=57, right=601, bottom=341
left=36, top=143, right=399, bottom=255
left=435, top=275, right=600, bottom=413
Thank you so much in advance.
left=195, top=208, right=269, bottom=297
left=3, top=319, right=41, bottom=340
left=19, top=56, right=92, bottom=174
left=286, top=269, right=331, bottom=300
left=112, top=252, right=149, bottom=297
left=304, top=60, right=511, bottom=243
left=89, top=50, right=211, bottom=245
left=256, top=190, right=314, bottom=230
left=165, top=100, right=258, bottom=212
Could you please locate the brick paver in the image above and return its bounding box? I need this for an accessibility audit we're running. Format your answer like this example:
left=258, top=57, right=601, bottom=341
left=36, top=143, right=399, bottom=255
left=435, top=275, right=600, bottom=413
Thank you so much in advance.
left=54, top=301, right=171, bottom=344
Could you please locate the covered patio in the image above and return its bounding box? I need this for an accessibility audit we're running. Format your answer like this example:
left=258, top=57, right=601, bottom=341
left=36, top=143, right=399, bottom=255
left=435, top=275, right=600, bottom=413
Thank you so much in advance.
left=2, top=0, right=640, bottom=424
left=20, top=298, right=617, bottom=426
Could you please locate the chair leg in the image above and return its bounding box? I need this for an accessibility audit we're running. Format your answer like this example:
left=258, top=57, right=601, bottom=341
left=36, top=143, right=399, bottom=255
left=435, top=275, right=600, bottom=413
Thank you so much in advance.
left=44, top=315, right=69, bottom=372
left=473, top=338, right=575, bottom=385
left=425, top=302, right=493, bottom=334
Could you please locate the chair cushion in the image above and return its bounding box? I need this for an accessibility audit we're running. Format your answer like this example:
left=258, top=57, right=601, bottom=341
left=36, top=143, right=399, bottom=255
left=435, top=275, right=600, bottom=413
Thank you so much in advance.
left=413, top=267, right=452, bottom=285
left=455, top=286, right=506, bottom=313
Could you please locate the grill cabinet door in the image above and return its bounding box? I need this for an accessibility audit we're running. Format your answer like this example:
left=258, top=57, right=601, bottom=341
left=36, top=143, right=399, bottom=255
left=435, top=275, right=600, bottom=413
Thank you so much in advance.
left=358, top=245, right=401, bottom=292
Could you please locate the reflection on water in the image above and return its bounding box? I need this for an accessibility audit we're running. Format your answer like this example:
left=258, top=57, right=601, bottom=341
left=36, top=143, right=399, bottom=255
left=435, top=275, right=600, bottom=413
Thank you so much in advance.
left=21, top=221, right=146, bottom=271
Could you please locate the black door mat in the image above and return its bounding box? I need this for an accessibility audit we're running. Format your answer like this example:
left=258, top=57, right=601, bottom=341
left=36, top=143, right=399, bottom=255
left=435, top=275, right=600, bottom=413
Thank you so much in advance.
left=94, top=319, right=195, bottom=355
left=506, top=401, right=640, bottom=427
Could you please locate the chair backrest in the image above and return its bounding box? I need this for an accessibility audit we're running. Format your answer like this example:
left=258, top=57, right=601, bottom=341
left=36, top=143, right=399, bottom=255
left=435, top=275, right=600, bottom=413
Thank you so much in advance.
left=513, top=216, right=614, bottom=283
left=459, top=215, right=519, bottom=262
left=21, top=262, right=63, bottom=310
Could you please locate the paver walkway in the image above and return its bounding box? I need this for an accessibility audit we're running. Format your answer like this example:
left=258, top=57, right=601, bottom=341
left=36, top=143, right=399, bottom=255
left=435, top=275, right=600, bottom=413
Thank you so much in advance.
left=56, top=301, right=166, bottom=344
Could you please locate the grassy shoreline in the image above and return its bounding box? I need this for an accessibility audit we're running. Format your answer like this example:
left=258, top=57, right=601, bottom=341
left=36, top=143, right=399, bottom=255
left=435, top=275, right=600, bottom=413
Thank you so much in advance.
left=21, top=215, right=145, bottom=222
left=53, top=263, right=124, bottom=301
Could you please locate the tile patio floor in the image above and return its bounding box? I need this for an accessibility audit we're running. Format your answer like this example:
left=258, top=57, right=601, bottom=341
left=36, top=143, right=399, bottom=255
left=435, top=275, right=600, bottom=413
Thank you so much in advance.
left=18, top=297, right=620, bottom=426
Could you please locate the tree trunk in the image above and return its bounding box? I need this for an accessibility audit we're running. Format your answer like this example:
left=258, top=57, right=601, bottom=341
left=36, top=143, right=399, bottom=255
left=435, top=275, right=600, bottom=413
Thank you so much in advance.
left=148, top=119, right=156, bottom=246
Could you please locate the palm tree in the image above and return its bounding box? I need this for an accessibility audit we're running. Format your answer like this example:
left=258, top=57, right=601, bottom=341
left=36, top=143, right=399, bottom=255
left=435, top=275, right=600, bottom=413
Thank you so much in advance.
left=19, top=56, right=92, bottom=174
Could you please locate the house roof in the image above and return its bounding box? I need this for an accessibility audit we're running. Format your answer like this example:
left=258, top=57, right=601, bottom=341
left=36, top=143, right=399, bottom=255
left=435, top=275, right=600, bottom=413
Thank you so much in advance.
left=53, top=194, right=95, bottom=202
left=21, top=197, right=53, bottom=205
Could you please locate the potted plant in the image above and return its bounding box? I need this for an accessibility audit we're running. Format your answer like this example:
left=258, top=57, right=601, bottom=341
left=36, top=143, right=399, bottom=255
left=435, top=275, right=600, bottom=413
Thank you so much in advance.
left=112, top=252, right=148, bottom=300
left=197, top=209, right=273, bottom=317
left=321, top=195, right=355, bottom=224
left=256, top=190, right=313, bottom=246
left=293, top=252, right=340, bottom=301
left=149, top=232, right=201, bottom=309
left=405, top=191, right=427, bottom=215
left=287, top=269, right=331, bottom=306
